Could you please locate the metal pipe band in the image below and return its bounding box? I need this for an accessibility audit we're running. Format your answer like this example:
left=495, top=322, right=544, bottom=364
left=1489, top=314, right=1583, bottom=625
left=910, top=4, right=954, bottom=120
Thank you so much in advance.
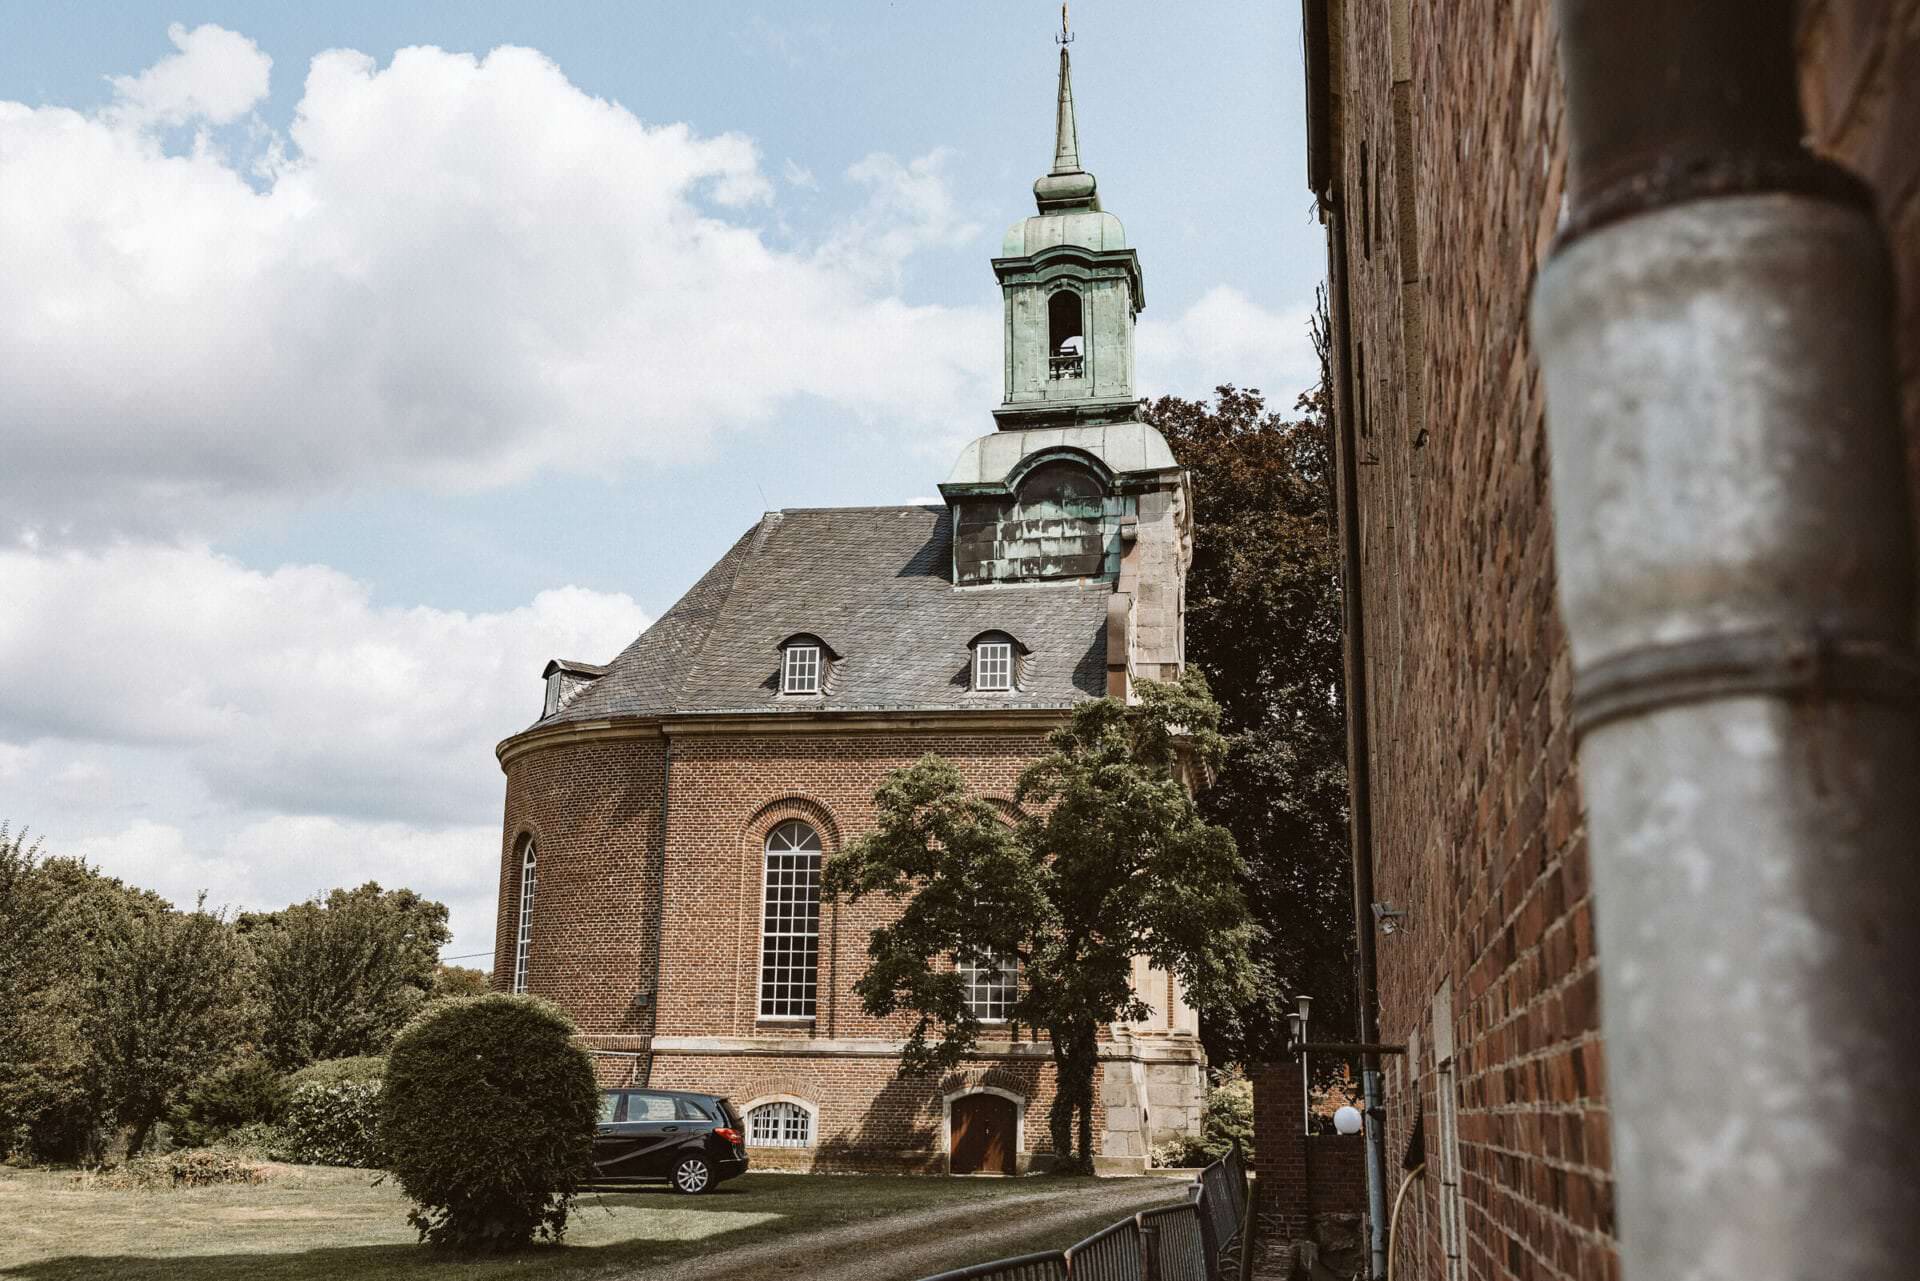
left=1549, top=0, right=1870, bottom=243
left=1572, top=627, right=1920, bottom=739
left=1532, top=191, right=1920, bottom=1281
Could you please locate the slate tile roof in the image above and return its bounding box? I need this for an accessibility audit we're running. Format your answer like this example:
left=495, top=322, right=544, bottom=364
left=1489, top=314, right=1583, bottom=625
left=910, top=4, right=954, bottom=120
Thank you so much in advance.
left=527, top=505, right=1110, bottom=730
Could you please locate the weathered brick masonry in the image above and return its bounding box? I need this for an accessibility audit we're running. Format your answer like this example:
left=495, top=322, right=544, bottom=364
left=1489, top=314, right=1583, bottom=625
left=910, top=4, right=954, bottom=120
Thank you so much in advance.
left=1314, top=0, right=1919, bottom=1277
left=1250, top=1061, right=1367, bottom=1239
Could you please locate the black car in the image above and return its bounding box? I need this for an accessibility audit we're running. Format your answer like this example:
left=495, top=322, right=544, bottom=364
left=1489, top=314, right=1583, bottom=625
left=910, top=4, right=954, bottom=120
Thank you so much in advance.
left=591, top=1088, right=748, bottom=1194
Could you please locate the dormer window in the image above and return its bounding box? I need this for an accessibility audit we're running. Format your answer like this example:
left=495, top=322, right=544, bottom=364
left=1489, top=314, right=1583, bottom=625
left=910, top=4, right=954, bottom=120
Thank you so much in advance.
left=1048, top=289, right=1084, bottom=381
left=782, top=643, right=822, bottom=694
left=970, top=632, right=1021, bottom=692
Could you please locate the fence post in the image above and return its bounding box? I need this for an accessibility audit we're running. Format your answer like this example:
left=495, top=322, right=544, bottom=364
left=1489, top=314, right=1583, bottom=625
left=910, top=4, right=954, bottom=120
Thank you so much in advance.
left=1139, top=1218, right=1159, bottom=1281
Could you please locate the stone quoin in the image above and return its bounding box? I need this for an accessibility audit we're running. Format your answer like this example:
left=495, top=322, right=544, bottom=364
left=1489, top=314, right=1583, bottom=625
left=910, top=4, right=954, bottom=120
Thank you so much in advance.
left=490, top=33, right=1208, bottom=1174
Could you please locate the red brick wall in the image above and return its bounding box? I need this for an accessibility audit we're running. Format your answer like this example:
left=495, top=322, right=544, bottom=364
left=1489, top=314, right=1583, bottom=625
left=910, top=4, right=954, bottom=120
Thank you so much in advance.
left=1329, top=2, right=1918, bottom=1279
left=493, top=722, right=1114, bottom=1167
left=1251, top=1061, right=1367, bottom=1237
left=652, top=729, right=1042, bottom=1042
left=492, top=736, right=666, bottom=1055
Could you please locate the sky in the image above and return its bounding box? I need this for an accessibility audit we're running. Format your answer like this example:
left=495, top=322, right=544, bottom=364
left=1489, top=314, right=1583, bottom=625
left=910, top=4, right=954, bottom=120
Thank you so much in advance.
left=0, top=3, right=1324, bottom=965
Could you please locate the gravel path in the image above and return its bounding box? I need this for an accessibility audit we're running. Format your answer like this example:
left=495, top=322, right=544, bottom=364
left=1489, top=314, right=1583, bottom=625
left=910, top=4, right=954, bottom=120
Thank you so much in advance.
left=619, top=1177, right=1189, bottom=1281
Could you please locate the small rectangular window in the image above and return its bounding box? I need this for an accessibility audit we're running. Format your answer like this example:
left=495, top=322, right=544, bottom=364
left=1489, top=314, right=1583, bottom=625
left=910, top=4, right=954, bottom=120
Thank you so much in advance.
left=974, top=642, right=1013, bottom=691
left=958, top=951, right=1018, bottom=1022
left=782, top=645, right=821, bottom=694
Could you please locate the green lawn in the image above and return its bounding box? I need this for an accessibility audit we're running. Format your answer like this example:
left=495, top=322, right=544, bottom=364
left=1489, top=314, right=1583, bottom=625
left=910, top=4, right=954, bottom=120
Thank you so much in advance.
left=0, top=1165, right=1075, bottom=1281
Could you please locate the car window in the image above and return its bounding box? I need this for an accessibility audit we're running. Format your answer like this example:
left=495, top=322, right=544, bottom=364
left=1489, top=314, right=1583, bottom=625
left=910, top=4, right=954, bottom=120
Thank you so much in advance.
left=625, top=1092, right=679, bottom=1122
left=676, top=1098, right=711, bottom=1122
left=717, top=1098, right=742, bottom=1127
left=598, top=1093, right=622, bottom=1124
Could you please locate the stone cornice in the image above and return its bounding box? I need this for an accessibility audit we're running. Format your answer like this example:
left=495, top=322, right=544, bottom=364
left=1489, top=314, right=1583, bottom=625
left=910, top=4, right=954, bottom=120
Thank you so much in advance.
left=647, top=1033, right=1206, bottom=1065
left=497, top=707, right=1071, bottom=769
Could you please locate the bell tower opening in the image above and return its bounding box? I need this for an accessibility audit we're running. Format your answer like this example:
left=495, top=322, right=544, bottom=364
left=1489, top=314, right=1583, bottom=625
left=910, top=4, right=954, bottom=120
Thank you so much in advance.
left=1048, top=290, right=1085, bottom=381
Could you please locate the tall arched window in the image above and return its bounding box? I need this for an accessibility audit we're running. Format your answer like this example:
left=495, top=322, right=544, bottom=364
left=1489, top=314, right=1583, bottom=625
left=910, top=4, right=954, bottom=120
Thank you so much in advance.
left=512, top=836, right=537, bottom=994
left=758, top=821, right=823, bottom=1019
left=1048, top=289, right=1084, bottom=380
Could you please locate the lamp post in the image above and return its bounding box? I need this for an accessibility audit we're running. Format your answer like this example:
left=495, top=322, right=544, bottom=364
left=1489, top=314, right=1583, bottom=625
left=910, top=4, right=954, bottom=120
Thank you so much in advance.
left=1287, top=994, right=1314, bottom=1136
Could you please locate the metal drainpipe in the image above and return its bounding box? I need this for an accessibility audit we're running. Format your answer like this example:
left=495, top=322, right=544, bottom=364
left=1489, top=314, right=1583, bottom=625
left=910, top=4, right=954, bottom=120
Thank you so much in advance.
left=1327, top=201, right=1391, bottom=1279
left=1529, top=4, right=1920, bottom=1279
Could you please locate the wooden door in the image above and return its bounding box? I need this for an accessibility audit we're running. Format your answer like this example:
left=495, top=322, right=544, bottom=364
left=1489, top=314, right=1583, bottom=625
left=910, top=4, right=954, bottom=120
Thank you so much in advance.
left=950, top=1093, right=1016, bottom=1174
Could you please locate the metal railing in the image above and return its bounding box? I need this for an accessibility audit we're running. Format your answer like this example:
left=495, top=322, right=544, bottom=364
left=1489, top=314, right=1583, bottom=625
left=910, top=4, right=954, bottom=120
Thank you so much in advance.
left=915, top=1144, right=1251, bottom=1281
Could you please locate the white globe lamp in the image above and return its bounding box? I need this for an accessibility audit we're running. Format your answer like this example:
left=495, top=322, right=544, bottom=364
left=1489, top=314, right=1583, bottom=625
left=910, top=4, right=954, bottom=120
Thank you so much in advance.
left=1333, top=1105, right=1364, bottom=1136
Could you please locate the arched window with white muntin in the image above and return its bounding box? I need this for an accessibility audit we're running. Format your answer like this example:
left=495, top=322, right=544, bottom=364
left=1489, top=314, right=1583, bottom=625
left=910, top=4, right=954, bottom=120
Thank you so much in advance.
left=745, top=1099, right=815, bottom=1148
left=512, top=835, right=536, bottom=994
left=758, top=821, right=823, bottom=1019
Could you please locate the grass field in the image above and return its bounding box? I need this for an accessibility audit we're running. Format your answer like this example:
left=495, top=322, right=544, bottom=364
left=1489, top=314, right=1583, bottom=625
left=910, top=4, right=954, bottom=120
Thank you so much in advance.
left=0, top=1164, right=1155, bottom=1281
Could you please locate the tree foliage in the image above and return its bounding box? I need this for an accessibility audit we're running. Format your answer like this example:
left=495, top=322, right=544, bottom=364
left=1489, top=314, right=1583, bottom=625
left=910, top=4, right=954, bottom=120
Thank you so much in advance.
left=379, top=994, right=598, bottom=1251
left=1144, top=372, right=1357, bottom=1062
left=825, top=671, right=1259, bottom=1169
left=238, top=883, right=451, bottom=1071
left=2, top=820, right=459, bottom=1165
left=80, top=892, right=257, bottom=1155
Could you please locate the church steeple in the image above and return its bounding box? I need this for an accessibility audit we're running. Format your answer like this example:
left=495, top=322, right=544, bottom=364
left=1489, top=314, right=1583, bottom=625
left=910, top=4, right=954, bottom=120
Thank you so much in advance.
left=989, top=16, right=1144, bottom=432
left=1035, top=10, right=1099, bottom=213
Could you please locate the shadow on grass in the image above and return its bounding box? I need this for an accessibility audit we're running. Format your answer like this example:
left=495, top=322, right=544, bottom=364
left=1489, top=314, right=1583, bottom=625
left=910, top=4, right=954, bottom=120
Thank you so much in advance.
left=2, top=1184, right=781, bottom=1281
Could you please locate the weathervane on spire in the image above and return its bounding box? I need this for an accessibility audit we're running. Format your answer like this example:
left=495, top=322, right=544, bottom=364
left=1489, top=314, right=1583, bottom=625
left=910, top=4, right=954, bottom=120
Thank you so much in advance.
left=1056, top=3, right=1073, bottom=46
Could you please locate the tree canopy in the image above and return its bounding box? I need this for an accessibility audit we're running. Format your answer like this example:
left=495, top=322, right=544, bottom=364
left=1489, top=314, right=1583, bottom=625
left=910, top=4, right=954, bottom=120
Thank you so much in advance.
left=1145, top=374, right=1356, bottom=1063
left=825, top=671, right=1259, bottom=1168
left=238, top=883, right=452, bottom=1070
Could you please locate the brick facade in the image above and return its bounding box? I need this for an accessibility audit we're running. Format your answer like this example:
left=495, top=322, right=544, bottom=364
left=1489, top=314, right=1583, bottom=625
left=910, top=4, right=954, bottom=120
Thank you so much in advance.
left=1315, top=1, right=1918, bottom=1278
left=1250, top=1060, right=1367, bottom=1240
left=491, top=718, right=1203, bottom=1172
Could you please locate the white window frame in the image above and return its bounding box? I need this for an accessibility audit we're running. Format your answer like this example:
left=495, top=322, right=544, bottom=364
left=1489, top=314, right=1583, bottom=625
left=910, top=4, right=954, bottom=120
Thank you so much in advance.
left=973, top=640, right=1014, bottom=692
left=782, top=644, right=822, bottom=694
left=512, top=837, right=536, bottom=994
left=745, top=1098, right=816, bottom=1149
left=757, top=821, right=823, bottom=1019
left=957, top=950, right=1018, bottom=1023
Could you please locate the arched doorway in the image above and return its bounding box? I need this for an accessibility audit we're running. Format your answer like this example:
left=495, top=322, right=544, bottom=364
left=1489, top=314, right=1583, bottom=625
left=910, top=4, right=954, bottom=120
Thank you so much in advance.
left=949, top=1091, right=1019, bottom=1175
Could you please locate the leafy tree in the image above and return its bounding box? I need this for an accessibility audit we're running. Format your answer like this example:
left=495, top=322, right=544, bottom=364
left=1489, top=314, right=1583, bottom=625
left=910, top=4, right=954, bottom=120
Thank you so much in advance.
left=239, top=883, right=452, bottom=1070
left=1144, top=372, right=1356, bottom=1064
left=168, top=1057, right=289, bottom=1149
left=433, top=964, right=492, bottom=998
left=0, top=842, right=181, bottom=1160
left=81, top=894, right=256, bottom=1155
left=0, top=825, right=58, bottom=1155
left=826, top=671, right=1259, bottom=1170
left=379, top=994, right=598, bottom=1250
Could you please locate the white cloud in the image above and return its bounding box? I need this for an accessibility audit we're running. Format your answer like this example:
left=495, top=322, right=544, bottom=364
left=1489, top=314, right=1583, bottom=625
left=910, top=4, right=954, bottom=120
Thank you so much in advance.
left=108, top=23, right=272, bottom=127
left=0, top=541, right=646, bottom=953
left=1138, top=285, right=1320, bottom=408
left=0, top=543, right=646, bottom=824
left=817, top=148, right=983, bottom=286
left=0, top=35, right=995, bottom=543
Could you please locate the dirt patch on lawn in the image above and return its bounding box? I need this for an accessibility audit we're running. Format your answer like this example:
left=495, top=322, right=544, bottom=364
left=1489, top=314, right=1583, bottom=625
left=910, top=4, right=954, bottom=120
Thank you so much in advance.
left=617, top=1177, right=1186, bottom=1281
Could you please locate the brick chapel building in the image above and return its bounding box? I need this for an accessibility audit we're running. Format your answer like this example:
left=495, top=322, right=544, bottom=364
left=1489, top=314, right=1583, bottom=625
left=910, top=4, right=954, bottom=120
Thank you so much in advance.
left=1302, top=2, right=1920, bottom=1280
left=489, top=43, right=1208, bottom=1174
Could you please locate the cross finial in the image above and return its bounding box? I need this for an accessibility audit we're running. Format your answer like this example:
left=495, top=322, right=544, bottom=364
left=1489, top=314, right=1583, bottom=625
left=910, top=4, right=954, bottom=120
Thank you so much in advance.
left=1056, top=3, right=1073, bottom=46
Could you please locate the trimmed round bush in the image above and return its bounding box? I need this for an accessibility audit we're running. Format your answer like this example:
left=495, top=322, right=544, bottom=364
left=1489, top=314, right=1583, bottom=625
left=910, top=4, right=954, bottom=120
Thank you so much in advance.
left=378, top=994, right=597, bottom=1251
left=287, top=1055, right=386, bottom=1092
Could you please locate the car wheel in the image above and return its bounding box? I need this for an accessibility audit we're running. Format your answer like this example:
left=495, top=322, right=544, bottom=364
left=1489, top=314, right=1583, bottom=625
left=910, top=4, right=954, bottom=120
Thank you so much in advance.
left=671, top=1155, right=713, bottom=1194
